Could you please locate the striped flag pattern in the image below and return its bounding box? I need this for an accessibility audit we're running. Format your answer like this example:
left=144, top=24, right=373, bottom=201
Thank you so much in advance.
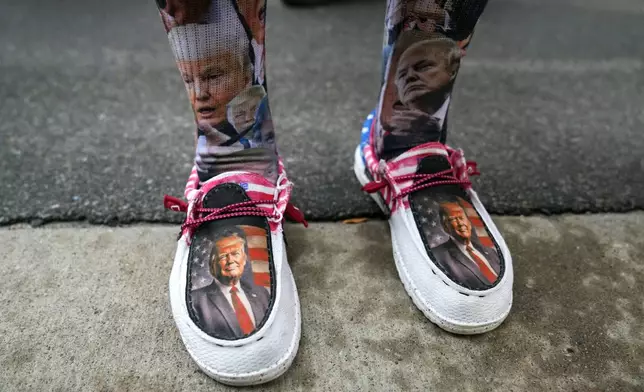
left=184, top=165, right=200, bottom=201
left=363, top=114, right=477, bottom=214
left=181, top=158, right=294, bottom=236
left=361, top=113, right=493, bottom=249
left=240, top=225, right=271, bottom=290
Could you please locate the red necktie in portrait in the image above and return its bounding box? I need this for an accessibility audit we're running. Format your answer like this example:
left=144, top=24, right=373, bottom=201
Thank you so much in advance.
left=466, top=244, right=498, bottom=284
left=230, top=286, right=255, bottom=335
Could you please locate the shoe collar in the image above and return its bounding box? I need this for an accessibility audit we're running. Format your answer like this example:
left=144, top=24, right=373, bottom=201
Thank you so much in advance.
left=166, top=159, right=307, bottom=243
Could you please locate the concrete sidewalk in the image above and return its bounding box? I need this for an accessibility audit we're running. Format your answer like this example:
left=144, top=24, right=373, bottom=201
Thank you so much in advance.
left=1, top=214, right=643, bottom=391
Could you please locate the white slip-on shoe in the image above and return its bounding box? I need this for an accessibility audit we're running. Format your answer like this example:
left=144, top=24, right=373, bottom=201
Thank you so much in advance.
left=355, top=111, right=513, bottom=335
left=164, top=161, right=307, bottom=385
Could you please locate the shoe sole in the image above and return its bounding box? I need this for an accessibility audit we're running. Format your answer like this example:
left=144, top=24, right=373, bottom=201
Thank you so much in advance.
left=353, top=144, right=509, bottom=335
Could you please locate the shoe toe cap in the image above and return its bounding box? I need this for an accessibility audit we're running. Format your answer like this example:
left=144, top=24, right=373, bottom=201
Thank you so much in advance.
left=170, top=240, right=300, bottom=385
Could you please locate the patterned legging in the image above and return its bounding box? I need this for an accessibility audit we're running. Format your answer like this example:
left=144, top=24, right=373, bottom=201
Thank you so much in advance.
left=155, top=0, right=489, bottom=182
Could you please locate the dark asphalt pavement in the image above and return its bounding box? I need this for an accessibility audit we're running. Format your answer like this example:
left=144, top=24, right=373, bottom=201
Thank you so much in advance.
left=1, top=0, right=643, bottom=224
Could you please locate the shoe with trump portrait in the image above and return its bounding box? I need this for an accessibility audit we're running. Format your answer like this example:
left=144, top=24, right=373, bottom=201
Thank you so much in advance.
left=357, top=0, right=514, bottom=334
left=163, top=160, right=307, bottom=386
left=354, top=111, right=514, bottom=335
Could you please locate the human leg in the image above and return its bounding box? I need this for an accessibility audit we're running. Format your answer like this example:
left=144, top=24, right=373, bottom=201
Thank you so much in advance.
left=156, top=0, right=304, bottom=385
left=356, top=0, right=513, bottom=334
left=157, top=0, right=277, bottom=184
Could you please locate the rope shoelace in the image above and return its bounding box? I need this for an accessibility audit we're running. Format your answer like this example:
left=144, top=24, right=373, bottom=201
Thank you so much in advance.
left=164, top=194, right=308, bottom=235
left=361, top=160, right=480, bottom=199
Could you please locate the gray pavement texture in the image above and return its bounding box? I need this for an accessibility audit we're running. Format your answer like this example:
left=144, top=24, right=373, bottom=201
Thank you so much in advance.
left=1, top=0, right=644, bottom=225
left=2, top=215, right=644, bottom=391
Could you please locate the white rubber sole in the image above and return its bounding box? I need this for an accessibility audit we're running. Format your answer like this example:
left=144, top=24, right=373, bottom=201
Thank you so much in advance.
left=353, top=145, right=510, bottom=335
left=390, top=230, right=510, bottom=335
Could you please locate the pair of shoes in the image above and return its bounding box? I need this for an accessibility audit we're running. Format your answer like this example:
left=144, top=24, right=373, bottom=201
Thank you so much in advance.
left=164, top=111, right=513, bottom=386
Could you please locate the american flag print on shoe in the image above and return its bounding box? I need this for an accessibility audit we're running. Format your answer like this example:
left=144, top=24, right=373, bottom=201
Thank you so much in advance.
left=355, top=111, right=513, bottom=335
